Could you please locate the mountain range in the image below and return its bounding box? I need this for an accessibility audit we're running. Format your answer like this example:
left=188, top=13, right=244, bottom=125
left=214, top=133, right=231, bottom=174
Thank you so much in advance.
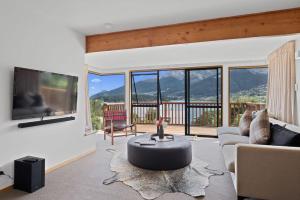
left=91, top=69, right=267, bottom=102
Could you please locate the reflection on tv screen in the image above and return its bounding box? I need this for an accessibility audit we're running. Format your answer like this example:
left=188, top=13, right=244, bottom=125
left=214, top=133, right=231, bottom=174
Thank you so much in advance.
left=12, top=67, right=78, bottom=120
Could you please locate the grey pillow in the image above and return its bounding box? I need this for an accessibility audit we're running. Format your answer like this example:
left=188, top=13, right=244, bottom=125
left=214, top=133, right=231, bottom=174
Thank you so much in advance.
left=249, top=109, right=270, bottom=144
left=239, top=110, right=252, bottom=136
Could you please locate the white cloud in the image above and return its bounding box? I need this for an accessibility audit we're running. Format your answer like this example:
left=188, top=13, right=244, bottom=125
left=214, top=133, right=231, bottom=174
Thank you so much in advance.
left=91, top=78, right=101, bottom=83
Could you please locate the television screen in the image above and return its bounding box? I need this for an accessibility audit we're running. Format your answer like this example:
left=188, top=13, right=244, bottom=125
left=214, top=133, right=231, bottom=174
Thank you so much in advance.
left=12, top=67, right=78, bottom=120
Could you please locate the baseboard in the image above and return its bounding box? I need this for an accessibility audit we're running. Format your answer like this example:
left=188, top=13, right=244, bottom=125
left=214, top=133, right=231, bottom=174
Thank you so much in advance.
left=0, top=185, right=13, bottom=192
left=46, top=147, right=96, bottom=174
left=0, top=147, right=96, bottom=192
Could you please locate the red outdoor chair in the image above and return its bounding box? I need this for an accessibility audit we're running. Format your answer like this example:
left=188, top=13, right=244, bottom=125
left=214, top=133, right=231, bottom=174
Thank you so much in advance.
left=103, top=110, right=137, bottom=145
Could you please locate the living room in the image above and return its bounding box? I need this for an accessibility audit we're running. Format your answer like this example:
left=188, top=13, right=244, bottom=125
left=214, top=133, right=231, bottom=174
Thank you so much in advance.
left=0, top=1, right=300, bottom=200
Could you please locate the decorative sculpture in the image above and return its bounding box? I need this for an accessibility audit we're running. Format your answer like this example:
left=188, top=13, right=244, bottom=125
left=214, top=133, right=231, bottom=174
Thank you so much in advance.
left=150, top=117, right=174, bottom=142
left=157, top=117, right=164, bottom=139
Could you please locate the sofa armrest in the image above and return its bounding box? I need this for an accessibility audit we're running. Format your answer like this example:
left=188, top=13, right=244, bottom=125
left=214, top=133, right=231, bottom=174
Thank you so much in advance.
left=235, top=144, right=300, bottom=200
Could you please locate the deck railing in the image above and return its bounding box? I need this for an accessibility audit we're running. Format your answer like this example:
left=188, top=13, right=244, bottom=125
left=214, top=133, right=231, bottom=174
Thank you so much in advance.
left=160, top=102, right=222, bottom=127
left=131, top=103, right=157, bottom=124
left=229, top=102, right=266, bottom=126
left=103, top=102, right=125, bottom=111
left=105, top=102, right=222, bottom=127
left=104, top=102, right=265, bottom=127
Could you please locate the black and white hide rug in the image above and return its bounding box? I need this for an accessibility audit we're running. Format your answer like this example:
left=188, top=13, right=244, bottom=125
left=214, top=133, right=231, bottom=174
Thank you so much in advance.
left=103, top=148, right=224, bottom=199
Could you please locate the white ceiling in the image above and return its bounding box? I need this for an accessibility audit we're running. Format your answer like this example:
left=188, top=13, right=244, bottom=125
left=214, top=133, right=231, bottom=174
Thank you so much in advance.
left=2, top=0, right=300, bottom=35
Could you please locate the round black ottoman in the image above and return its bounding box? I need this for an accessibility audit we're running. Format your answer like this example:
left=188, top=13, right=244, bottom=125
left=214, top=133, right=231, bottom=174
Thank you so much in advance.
left=127, top=135, right=192, bottom=170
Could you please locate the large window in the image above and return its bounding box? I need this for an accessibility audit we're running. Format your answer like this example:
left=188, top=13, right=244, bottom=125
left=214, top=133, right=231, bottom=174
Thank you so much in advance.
left=229, top=67, right=268, bottom=126
left=88, top=73, right=125, bottom=131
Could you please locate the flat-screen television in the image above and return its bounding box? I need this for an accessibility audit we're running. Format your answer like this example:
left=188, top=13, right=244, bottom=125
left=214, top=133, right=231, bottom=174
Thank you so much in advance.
left=12, top=67, right=78, bottom=120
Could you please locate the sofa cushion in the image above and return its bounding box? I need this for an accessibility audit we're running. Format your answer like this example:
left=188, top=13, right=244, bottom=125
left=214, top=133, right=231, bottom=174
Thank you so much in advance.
left=239, top=110, right=252, bottom=136
left=221, top=145, right=235, bottom=172
left=249, top=109, right=270, bottom=144
left=217, top=127, right=240, bottom=136
left=218, top=134, right=249, bottom=147
left=269, top=124, right=300, bottom=147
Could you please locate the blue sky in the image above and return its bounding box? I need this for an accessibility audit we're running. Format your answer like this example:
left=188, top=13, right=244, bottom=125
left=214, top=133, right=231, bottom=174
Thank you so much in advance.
left=88, top=73, right=125, bottom=97
left=88, top=70, right=225, bottom=97
left=88, top=71, right=160, bottom=97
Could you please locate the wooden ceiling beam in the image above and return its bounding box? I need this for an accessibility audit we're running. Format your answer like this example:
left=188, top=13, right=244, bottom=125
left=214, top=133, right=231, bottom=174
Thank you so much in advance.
left=86, top=7, right=300, bottom=53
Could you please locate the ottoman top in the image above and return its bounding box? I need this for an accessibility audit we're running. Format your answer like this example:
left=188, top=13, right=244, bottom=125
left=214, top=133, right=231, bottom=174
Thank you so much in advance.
left=127, top=134, right=192, bottom=170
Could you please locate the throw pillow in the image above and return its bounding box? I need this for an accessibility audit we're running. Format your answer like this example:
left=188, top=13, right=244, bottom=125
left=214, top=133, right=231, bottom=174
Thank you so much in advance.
left=249, top=109, right=270, bottom=144
left=269, top=124, right=300, bottom=147
left=239, top=110, right=252, bottom=136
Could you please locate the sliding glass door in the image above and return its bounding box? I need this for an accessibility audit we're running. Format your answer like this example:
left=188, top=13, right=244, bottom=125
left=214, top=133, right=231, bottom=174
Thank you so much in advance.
left=186, top=68, right=222, bottom=136
left=159, top=70, right=185, bottom=134
left=130, top=67, right=222, bottom=136
left=131, top=71, right=159, bottom=133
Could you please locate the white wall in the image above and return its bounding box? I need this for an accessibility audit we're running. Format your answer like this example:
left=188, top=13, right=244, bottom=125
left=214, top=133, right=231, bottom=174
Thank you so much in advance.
left=0, top=4, right=95, bottom=189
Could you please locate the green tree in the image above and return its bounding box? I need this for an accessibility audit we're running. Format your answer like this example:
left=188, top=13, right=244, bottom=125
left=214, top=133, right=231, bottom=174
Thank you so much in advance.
left=90, top=99, right=104, bottom=130
left=194, top=110, right=218, bottom=127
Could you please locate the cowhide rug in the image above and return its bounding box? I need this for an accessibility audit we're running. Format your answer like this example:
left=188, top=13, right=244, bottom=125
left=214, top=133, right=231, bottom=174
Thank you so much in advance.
left=103, top=149, right=224, bottom=199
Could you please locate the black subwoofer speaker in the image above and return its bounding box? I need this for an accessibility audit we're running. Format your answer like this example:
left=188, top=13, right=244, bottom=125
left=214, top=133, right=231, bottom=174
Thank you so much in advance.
left=14, top=156, right=45, bottom=193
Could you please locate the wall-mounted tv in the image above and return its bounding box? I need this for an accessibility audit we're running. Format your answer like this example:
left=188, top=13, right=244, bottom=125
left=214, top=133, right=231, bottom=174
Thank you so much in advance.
left=12, top=67, right=78, bottom=120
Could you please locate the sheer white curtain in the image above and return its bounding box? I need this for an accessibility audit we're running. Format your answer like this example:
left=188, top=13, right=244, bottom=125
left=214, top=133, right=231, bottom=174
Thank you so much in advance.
left=267, top=41, right=296, bottom=124
left=84, top=65, right=93, bottom=135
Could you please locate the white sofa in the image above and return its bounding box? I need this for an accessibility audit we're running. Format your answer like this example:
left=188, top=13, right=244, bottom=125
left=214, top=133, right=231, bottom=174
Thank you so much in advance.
left=217, top=119, right=300, bottom=200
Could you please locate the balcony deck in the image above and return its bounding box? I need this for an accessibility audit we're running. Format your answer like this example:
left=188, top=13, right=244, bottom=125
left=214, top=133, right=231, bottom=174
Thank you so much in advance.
left=100, top=101, right=265, bottom=137
left=136, top=124, right=217, bottom=136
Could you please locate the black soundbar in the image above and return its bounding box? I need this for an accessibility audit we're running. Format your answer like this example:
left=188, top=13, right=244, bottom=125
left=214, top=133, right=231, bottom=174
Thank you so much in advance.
left=18, top=116, right=75, bottom=128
